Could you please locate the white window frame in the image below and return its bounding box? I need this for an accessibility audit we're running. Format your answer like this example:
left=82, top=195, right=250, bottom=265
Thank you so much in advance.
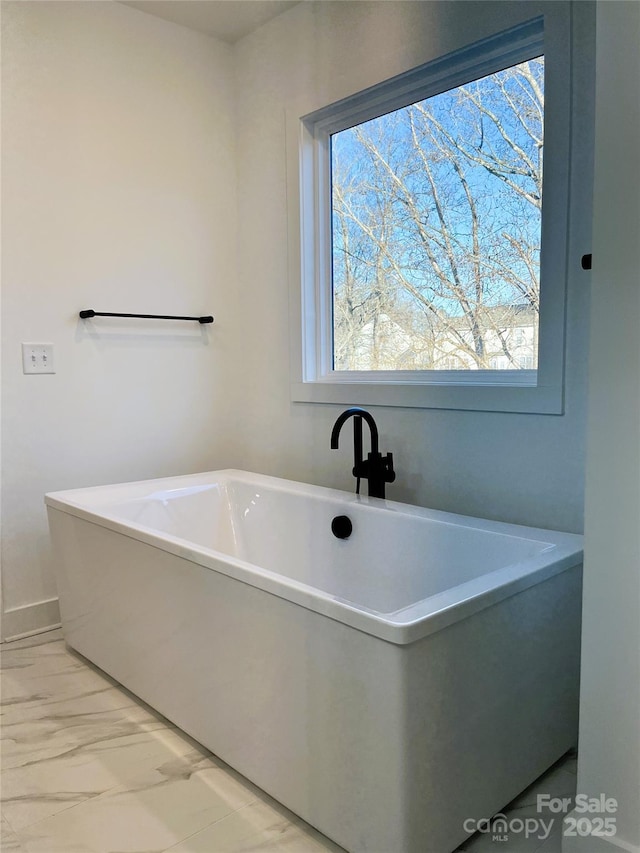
left=288, top=14, right=572, bottom=414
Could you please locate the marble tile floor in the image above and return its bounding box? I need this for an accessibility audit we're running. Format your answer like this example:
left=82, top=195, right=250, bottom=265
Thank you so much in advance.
left=1, top=629, right=576, bottom=853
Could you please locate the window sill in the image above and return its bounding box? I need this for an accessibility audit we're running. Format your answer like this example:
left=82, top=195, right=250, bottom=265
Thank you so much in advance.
left=291, top=378, right=563, bottom=414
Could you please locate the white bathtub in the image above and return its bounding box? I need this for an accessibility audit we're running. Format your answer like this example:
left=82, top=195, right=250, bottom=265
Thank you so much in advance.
left=46, top=470, right=583, bottom=853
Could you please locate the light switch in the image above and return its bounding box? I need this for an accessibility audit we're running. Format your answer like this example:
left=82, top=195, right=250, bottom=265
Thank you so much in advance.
left=22, top=343, right=55, bottom=374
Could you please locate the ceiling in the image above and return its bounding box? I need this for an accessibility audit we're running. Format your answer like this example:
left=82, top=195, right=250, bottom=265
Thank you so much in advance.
left=121, top=1, right=301, bottom=44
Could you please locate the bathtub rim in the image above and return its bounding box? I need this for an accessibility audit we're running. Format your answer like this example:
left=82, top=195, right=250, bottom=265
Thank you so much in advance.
left=45, top=469, right=583, bottom=645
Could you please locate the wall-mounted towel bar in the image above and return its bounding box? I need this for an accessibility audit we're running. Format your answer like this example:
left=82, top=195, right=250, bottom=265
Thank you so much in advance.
left=79, top=310, right=214, bottom=324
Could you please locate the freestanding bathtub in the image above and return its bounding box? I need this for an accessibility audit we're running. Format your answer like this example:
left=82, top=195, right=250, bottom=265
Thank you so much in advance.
left=46, top=470, right=583, bottom=853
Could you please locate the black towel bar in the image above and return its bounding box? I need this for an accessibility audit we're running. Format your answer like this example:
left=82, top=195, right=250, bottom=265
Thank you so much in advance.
left=79, top=310, right=214, bottom=324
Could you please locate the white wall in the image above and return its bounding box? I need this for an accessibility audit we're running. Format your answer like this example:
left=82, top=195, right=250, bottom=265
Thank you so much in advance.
left=232, top=0, right=594, bottom=533
left=1, top=1, right=239, bottom=639
left=566, top=2, right=640, bottom=851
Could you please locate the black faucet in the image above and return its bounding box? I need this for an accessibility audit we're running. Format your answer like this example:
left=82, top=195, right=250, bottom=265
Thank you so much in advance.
left=330, top=407, right=395, bottom=499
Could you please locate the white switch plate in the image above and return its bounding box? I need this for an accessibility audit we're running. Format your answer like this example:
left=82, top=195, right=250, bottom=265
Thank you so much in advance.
left=22, top=343, right=55, bottom=374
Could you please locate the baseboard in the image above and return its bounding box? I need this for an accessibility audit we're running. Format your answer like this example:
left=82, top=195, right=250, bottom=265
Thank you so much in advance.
left=1, top=597, right=61, bottom=642
left=562, top=811, right=640, bottom=853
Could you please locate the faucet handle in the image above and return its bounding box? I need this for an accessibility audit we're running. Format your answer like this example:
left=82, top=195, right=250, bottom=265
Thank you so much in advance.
left=384, top=452, right=396, bottom=483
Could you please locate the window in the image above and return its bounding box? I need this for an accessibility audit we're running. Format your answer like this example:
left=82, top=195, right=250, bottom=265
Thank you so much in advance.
left=290, top=14, right=572, bottom=413
left=331, top=56, right=543, bottom=374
